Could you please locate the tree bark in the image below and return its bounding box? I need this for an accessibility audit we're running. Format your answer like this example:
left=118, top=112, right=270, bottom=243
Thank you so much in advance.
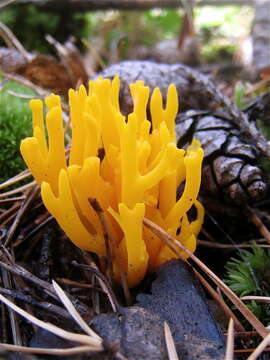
left=16, top=0, right=256, bottom=11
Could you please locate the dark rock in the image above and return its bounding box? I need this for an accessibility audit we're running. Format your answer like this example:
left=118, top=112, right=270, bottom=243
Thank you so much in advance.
left=91, top=307, right=167, bottom=360
left=137, top=259, right=226, bottom=360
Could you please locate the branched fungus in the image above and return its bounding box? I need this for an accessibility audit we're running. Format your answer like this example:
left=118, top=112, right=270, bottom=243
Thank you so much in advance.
left=21, top=77, right=204, bottom=287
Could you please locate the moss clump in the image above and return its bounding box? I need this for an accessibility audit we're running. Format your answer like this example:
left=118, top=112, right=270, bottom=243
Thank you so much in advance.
left=0, top=80, right=35, bottom=183
left=224, top=246, right=270, bottom=324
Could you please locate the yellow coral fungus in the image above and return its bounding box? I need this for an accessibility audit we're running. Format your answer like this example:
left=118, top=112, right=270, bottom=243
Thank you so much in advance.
left=21, top=77, right=204, bottom=287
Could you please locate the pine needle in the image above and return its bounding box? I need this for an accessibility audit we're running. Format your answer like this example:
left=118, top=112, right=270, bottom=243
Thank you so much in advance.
left=241, top=296, right=270, bottom=303
left=0, top=343, right=99, bottom=355
left=225, top=318, right=234, bottom=360
left=248, top=332, right=270, bottom=360
left=0, top=294, right=102, bottom=348
left=164, top=322, right=179, bottom=360
left=52, top=280, right=101, bottom=340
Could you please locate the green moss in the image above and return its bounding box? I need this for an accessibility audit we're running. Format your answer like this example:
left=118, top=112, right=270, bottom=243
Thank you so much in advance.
left=0, top=80, right=35, bottom=183
left=224, top=246, right=270, bottom=324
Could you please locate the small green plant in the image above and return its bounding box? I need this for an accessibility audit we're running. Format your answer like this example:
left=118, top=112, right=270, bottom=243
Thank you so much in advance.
left=224, top=246, right=270, bottom=324
left=0, top=80, right=35, bottom=183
